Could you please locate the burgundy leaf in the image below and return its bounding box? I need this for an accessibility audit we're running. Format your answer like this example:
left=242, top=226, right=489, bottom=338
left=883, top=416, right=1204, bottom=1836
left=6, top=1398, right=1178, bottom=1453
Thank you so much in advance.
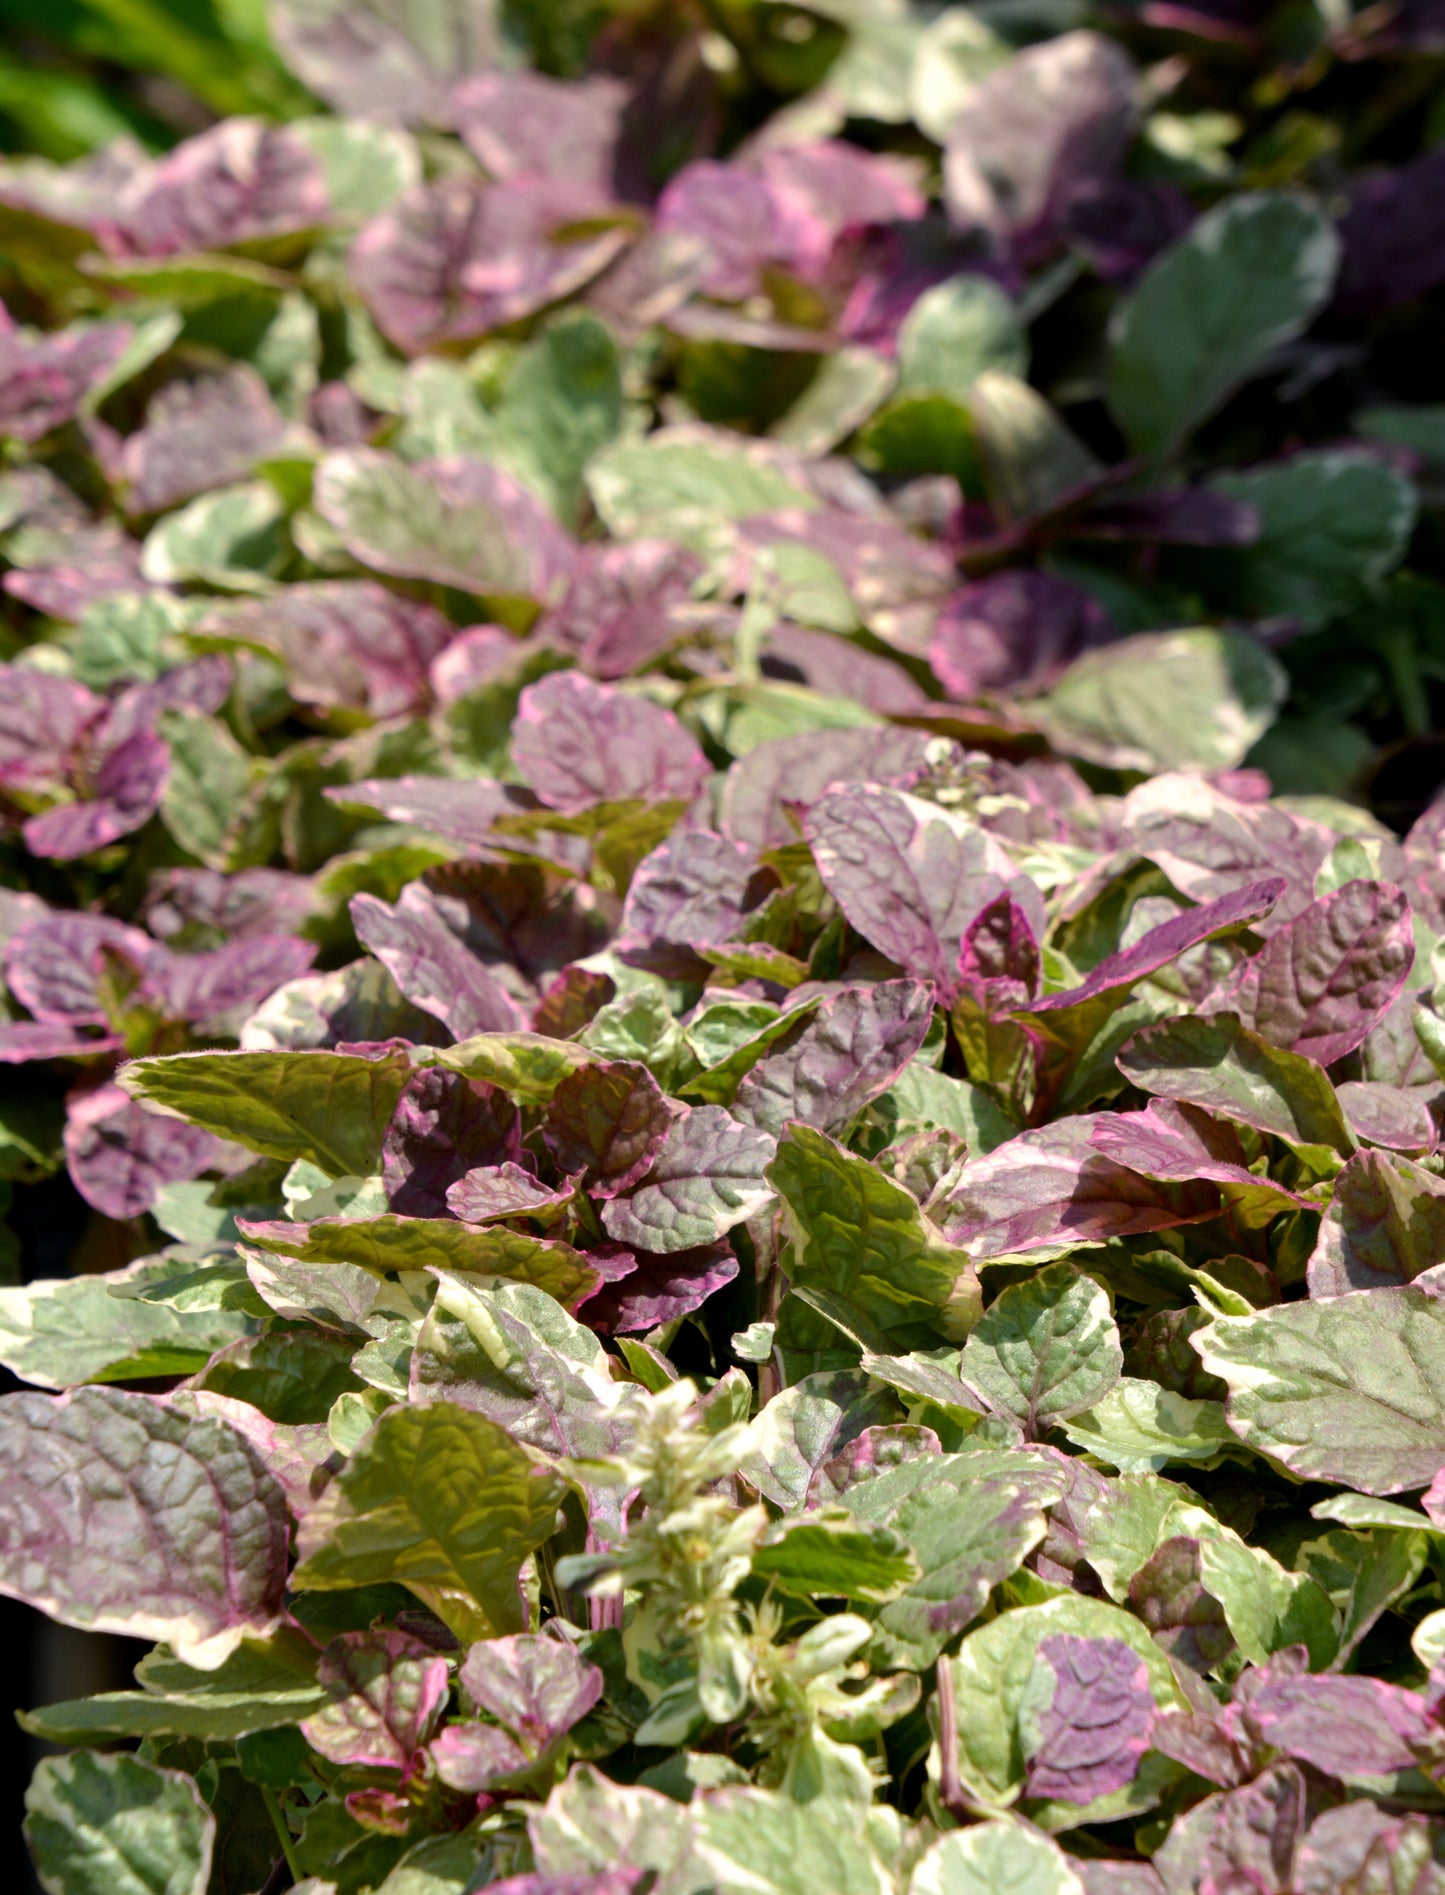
left=1088, top=1100, right=1305, bottom=1205
left=1079, top=487, right=1257, bottom=547
left=0, top=668, right=102, bottom=790
left=1241, top=1673, right=1432, bottom=1779
left=452, top=71, right=628, bottom=189
left=106, top=655, right=234, bottom=743
left=731, top=980, right=937, bottom=1138
left=64, top=1083, right=226, bottom=1220
left=148, top=935, right=319, bottom=1023
left=1306, top=1148, right=1445, bottom=1296
left=1129, top=1537, right=1235, bottom=1675
left=446, top=1163, right=571, bottom=1222
left=616, top=830, right=773, bottom=979
left=0, top=322, right=134, bottom=443
left=937, top=1117, right=1223, bottom=1258
left=2, top=526, right=150, bottom=621
left=958, top=893, right=1041, bottom=1009
left=121, top=367, right=297, bottom=514
left=576, top=1240, right=739, bottom=1335
left=1152, top=1761, right=1310, bottom=1895
left=430, top=1720, right=532, bottom=1790
left=1026, top=878, right=1286, bottom=1017
left=5, top=911, right=154, bottom=1023
left=0, top=1021, right=123, bottom=1063
left=301, top=1629, right=450, bottom=1769
left=382, top=1068, right=521, bottom=1218
left=542, top=1060, right=673, bottom=1198
left=119, top=119, right=328, bottom=256
left=1334, top=1080, right=1436, bottom=1153
left=804, top=783, right=1047, bottom=1003
left=351, top=885, right=530, bottom=1040
left=1202, top=880, right=1415, bottom=1067
left=534, top=542, right=705, bottom=680
left=511, top=671, right=710, bottom=815
left=532, top=966, right=615, bottom=1040
left=760, top=625, right=931, bottom=717
left=1023, top=1632, right=1156, bottom=1804
left=720, top=727, right=935, bottom=852
left=333, top=775, right=539, bottom=858
left=600, top=1105, right=774, bottom=1254
left=1337, top=144, right=1445, bottom=314
left=22, top=729, right=169, bottom=859
left=459, top=1632, right=603, bottom=1748
left=929, top=572, right=1116, bottom=698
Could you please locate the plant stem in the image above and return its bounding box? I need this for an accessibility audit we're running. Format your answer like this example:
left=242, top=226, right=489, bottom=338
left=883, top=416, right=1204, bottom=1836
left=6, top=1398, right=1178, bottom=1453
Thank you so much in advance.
left=261, top=1786, right=303, bottom=1885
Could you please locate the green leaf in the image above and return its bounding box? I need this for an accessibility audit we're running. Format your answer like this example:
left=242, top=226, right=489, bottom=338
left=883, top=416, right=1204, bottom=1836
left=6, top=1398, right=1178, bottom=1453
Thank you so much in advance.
left=943, top=1596, right=1186, bottom=1826
left=752, top=1510, right=921, bottom=1603
left=1108, top=192, right=1339, bottom=458
left=292, top=1402, right=567, bottom=1639
left=1194, top=1535, right=1337, bottom=1669
left=1291, top=1524, right=1428, bottom=1667
left=156, top=711, right=266, bottom=871
left=312, top=450, right=528, bottom=597
left=896, top=276, right=1027, bottom=403
left=22, top=1639, right=328, bottom=1744
left=908, top=1822, right=1084, bottom=1895
left=290, top=117, right=420, bottom=219
left=0, top=1256, right=250, bottom=1390
left=119, top=1048, right=412, bottom=1179
left=770, top=1124, right=982, bottom=1350
left=495, top=311, right=623, bottom=526
left=1038, top=628, right=1287, bottom=775
left=1208, top=451, right=1417, bottom=629
left=1117, top=1011, right=1355, bottom=1158
left=429, top=1032, right=593, bottom=1103
left=587, top=434, right=816, bottom=542
left=692, top=1786, right=895, bottom=1895
left=959, top=1262, right=1122, bottom=1436
left=849, top=1451, right=1066, bottom=1667
left=140, top=482, right=288, bottom=591
left=1059, top=1379, right=1234, bottom=1472
left=1195, top=1285, right=1445, bottom=1494
left=240, top=1213, right=599, bottom=1309
left=25, top=1752, right=214, bottom=1895
left=770, top=347, right=896, bottom=456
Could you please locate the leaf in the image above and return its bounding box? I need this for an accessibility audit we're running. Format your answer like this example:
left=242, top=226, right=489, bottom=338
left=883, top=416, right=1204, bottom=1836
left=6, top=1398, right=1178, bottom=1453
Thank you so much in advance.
left=944, top=1594, right=1186, bottom=1825
left=1108, top=193, right=1339, bottom=458
left=1194, top=1536, right=1337, bottom=1668
left=1195, top=1285, right=1445, bottom=1493
left=301, top=1629, right=449, bottom=1767
left=959, top=1262, right=1123, bottom=1435
left=770, top=1124, right=981, bottom=1350
left=383, top=1068, right=521, bottom=1218
left=268, top=0, right=497, bottom=122
left=293, top=1402, right=567, bottom=1639
left=457, top=1632, right=603, bottom=1750
left=731, top=981, right=938, bottom=1138
left=237, top=1213, right=598, bottom=1309
left=1021, top=1633, right=1157, bottom=1806
left=1208, top=452, right=1417, bottom=629
left=351, top=886, right=528, bottom=1041
left=431, top=1032, right=593, bottom=1104
left=587, top=433, right=816, bottom=542
left=738, top=1370, right=903, bottom=1511
left=690, top=1786, right=895, bottom=1895
left=511, top=671, right=710, bottom=816
left=1308, top=1148, right=1445, bottom=1295
left=119, top=1048, right=413, bottom=1179
left=25, top=1752, right=214, bottom=1895
left=848, top=1450, right=1066, bottom=1666
left=1039, top=629, right=1287, bottom=775
left=1117, top=1012, right=1355, bottom=1158
left=930, top=571, right=1113, bottom=698
left=1059, top=1380, right=1233, bottom=1473
left=541, top=1060, right=674, bottom=1198
left=895, top=276, right=1027, bottom=402
left=0, top=1386, right=289, bottom=1667
left=804, top=784, right=1045, bottom=1003
left=21, top=1639, right=329, bottom=1744
left=908, top=1821, right=1084, bottom=1895
left=0, top=1256, right=249, bottom=1390
left=599, top=1104, right=775, bottom=1254
left=752, top=1510, right=921, bottom=1604
left=140, top=482, right=288, bottom=591
left=493, top=312, right=623, bottom=526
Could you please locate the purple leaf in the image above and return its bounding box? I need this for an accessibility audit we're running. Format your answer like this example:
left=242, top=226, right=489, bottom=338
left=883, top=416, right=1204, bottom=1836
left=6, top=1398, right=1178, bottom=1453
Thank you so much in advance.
left=1023, top=1633, right=1156, bottom=1804
left=804, top=783, right=1046, bottom=1003
left=1026, top=878, right=1286, bottom=1017
left=64, top=1083, right=226, bottom=1220
left=459, top=1631, right=603, bottom=1748
left=616, top=830, right=773, bottom=979
left=944, top=31, right=1139, bottom=245
left=5, top=911, right=154, bottom=1023
left=957, top=894, right=1041, bottom=1010
left=107, top=655, right=233, bottom=741
left=1334, top=1079, right=1436, bottom=1153
left=576, top=1240, right=738, bottom=1335
left=351, top=886, right=529, bottom=1040
left=510, top=672, right=710, bottom=815
left=1337, top=144, right=1445, bottom=314
left=382, top=1068, right=520, bottom=1218
left=534, top=541, right=703, bottom=680
left=2, top=524, right=149, bottom=621
left=446, top=1163, right=571, bottom=1222
left=267, top=0, right=497, bottom=123
left=301, top=1629, right=450, bottom=1769
left=119, top=120, right=328, bottom=256
left=0, top=1385, right=290, bottom=1666
left=452, top=71, right=627, bottom=189
left=430, top=1719, right=532, bottom=1790
left=731, top=980, right=937, bottom=1138
left=120, top=367, right=298, bottom=514
left=430, top=625, right=521, bottom=705
left=1079, top=486, right=1257, bottom=547
left=1152, top=1761, right=1309, bottom=1895
left=720, top=727, right=935, bottom=852
left=1202, top=880, right=1415, bottom=1066
left=599, top=1104, right=775, bottom=1253
left=350, top=175, right=629, bottom=356
left=334, top=775, right=538, bottom=858
left=533, top=966, right=615, bottom=1040
left=1291, top=1804, right=1440, bottom=1895
left=937, top=1117, right=1224, bottom=1258
left=760, top=625, right=930, bottom=717
left=1307, top=1148, right=1445, bottom=1296
left=0, top=1021, right=123, bottom=1063
left=148, top=935, right=317, bottom=1023
left=654, top=161, right=815, bottom=302
left=1089, top=1100, right=1305, bottom=1208
left=22, top=729, right=169, bottom=859
left=0, top=668, right=102, bottom=790
left=1129, top=1538, right=1235, bottom=1675
left=1241, top=1673, right=1432, bottom=1779
left=929, top=572, right=1115, bottom=698
left=0, top=322, right=134, bottom=443
left=199, top=582, right=454, bottom=719
left=541, top=1060, right=673, bottom=1198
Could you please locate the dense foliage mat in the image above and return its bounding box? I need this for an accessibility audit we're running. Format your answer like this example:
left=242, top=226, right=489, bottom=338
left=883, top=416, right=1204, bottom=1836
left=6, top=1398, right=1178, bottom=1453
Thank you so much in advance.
left=9, top=1, right=1445, bottom=1890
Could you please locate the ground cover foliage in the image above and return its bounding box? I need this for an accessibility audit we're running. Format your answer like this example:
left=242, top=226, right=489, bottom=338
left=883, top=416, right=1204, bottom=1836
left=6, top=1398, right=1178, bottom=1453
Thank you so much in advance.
left=10, top=1, right=1445, bottom=1890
